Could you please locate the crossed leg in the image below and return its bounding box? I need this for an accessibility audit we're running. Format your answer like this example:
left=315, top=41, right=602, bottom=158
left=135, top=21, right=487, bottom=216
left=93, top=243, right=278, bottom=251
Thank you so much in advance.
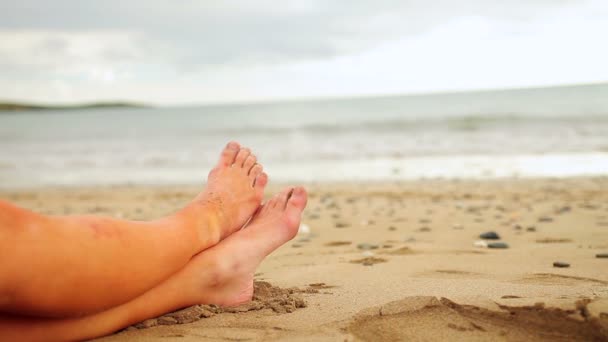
left=0, top=187, right=308, bottom=341
left=0, top=141, right=267, bottom=318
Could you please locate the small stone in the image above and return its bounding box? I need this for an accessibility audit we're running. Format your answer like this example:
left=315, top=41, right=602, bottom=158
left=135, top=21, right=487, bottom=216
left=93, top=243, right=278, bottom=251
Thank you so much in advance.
left=473, top=240, right=488, bottom=248
left=417, top=226, right=431, bottom=232
left=335, top=222, right=350, bottom=228
left=488, top=242, right=509, bottom=249
left=513, top=224, right=522, bottom=230
left=298, top=223, right=311, bottom=235
left=362, top=251, right=375, bottom=257
left=596, top=253, right=608, bottom=258
left=526, top=226, right=537, bottom=232
left=479, top=231, right=500, bottom=240
left=291, top=244, right=302, bottom=248
left=357, top=243, right=379, bottom=250
left=388, top=226, right=397, bottom=231
left=538, top=216, right=553, bottom=222
left=553, top=261, right=570, bottom=268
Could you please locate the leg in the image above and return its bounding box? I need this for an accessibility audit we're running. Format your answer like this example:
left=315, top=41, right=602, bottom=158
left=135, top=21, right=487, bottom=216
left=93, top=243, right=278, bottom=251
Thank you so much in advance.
left=0, top=142, right=268, bottom=318
left=0, top=187, right=307, bottom=342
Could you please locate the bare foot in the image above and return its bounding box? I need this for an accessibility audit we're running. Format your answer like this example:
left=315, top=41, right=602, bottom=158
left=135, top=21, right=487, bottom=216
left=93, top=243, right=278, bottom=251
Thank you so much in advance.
left=181, top=186, right=307, bottom=307
left=178, top=141, right=268, bottom=247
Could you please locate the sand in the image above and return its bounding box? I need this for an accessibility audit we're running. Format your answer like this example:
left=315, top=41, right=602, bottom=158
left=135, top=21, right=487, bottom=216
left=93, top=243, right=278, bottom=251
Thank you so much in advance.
left=2, top=177, right=608, bottom=341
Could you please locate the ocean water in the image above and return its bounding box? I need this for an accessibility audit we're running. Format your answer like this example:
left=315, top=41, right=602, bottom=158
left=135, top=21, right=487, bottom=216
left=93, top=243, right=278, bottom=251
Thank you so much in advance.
left=1, top=83, right=608, bottom=188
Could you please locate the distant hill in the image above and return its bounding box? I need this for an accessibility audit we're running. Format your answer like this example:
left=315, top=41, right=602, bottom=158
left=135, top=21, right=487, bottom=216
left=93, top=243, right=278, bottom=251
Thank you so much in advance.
left=0, top=101, right=147, bottom=112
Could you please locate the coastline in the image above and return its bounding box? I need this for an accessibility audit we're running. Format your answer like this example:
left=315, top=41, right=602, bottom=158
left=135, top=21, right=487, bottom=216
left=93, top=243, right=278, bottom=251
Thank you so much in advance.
left=2, top=177, right=608, bottom=340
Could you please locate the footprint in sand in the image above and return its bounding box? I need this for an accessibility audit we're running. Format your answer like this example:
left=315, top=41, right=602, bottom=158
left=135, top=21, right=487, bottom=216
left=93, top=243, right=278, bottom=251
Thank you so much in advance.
left=347, top=296, right=607, bottom=341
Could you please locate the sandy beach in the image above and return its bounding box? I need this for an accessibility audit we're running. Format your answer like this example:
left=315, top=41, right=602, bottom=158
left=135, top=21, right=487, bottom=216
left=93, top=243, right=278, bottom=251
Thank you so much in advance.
left=2, top=177, right=608, bottom=341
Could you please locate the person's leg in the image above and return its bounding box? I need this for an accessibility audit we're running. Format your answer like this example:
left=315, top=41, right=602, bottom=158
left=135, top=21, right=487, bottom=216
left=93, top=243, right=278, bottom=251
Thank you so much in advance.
left=0, top=187, right=307, bottom=342
left=0, top=141, right=267, bottom=318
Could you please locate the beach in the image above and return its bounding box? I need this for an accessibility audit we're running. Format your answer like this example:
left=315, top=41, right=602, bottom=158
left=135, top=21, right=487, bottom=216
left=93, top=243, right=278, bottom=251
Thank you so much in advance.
left=3, top=177, right=607, bottom=341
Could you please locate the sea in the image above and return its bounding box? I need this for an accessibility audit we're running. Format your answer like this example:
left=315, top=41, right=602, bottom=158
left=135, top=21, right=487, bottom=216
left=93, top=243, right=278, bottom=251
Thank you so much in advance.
left=1, top=83, right=608, bottom=189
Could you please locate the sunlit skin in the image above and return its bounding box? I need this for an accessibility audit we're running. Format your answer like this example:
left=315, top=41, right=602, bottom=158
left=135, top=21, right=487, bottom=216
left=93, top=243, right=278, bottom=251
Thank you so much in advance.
left=0, top=141, right=267, bottom=318
left=0, top=186, right=307, bottom=341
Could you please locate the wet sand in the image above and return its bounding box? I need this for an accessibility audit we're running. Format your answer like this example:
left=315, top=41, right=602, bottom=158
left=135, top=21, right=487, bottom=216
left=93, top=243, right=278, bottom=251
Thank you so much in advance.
left=2, top=177, right=608, bottom=341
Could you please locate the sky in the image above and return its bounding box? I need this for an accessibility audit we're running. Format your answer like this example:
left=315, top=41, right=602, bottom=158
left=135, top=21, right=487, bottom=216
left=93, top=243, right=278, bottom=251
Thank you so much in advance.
left=1, top=0, right=607, bottom=105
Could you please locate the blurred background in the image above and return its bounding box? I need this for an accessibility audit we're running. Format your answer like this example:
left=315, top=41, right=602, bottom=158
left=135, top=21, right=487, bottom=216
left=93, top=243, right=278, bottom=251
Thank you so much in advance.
left=1, top=1, right=607, bottom=188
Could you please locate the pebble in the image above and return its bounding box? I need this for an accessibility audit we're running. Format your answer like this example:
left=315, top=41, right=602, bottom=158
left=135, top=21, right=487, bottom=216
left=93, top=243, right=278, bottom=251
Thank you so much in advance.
left=596, top=253, right=608, bottom=258
left=417, top=227, right=431, bottom=232
left=487, top=242, right=509, bottom=249
left=553, top=261, right=570, bottom=268
left=473, top=240, right=488, bottom=248
left=291, top=244, right=302, bottom=248
left=538, top=216, right=554, bottom=222
left=361, top=251, right=375, bottom=258
left=357, top=243, right=379, bottom=250
left=479, top=231, right=500, bottom=240
left=388, top=226, right=397, bottom=231
left=335, top=222, right=350, bottom=228
left=526, top=226, right=537, bottom=232
left=298, top=224, right=311, bottom=235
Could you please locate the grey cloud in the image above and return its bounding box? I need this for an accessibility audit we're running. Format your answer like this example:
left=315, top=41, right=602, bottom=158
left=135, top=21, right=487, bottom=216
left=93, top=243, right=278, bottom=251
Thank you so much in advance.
left=0, top=0, right=585, bottom=73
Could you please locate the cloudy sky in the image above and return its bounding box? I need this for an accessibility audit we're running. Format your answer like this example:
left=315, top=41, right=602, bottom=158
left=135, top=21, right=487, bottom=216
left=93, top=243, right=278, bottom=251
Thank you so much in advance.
left=1, top=0, right=607, bottom=105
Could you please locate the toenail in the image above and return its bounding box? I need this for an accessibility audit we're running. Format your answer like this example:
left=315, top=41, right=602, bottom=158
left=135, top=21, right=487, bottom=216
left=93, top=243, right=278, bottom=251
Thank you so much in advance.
left=227, top=141, right=239, bottom=149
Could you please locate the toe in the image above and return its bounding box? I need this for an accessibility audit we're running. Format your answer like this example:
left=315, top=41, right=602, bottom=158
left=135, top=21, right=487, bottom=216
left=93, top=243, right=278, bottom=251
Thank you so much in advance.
left=277, top=187, right=294, bottom=210
left=254, top=172, right=268, bottom=196
left=234, top=148, right=251, bottom=167
left=217, top=141, right=240, bottom=167
left=249, top=164, right=262, bottom=183
left=284, top=186, right=307, bottom=234
left=243, top=154, right=257, bottom=173
left=268, top=192, right=280, bottom=208
left=286, top=186, right=308, bottom=212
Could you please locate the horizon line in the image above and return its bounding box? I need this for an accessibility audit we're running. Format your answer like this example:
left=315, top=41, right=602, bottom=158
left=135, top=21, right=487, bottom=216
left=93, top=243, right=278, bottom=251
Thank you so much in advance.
left=1, top=80, right=606, bottom=110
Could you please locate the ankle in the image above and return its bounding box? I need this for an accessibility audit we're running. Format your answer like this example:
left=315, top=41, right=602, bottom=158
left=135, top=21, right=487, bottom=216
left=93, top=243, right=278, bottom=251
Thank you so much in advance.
left=174, top=202, right=223, bottom=252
